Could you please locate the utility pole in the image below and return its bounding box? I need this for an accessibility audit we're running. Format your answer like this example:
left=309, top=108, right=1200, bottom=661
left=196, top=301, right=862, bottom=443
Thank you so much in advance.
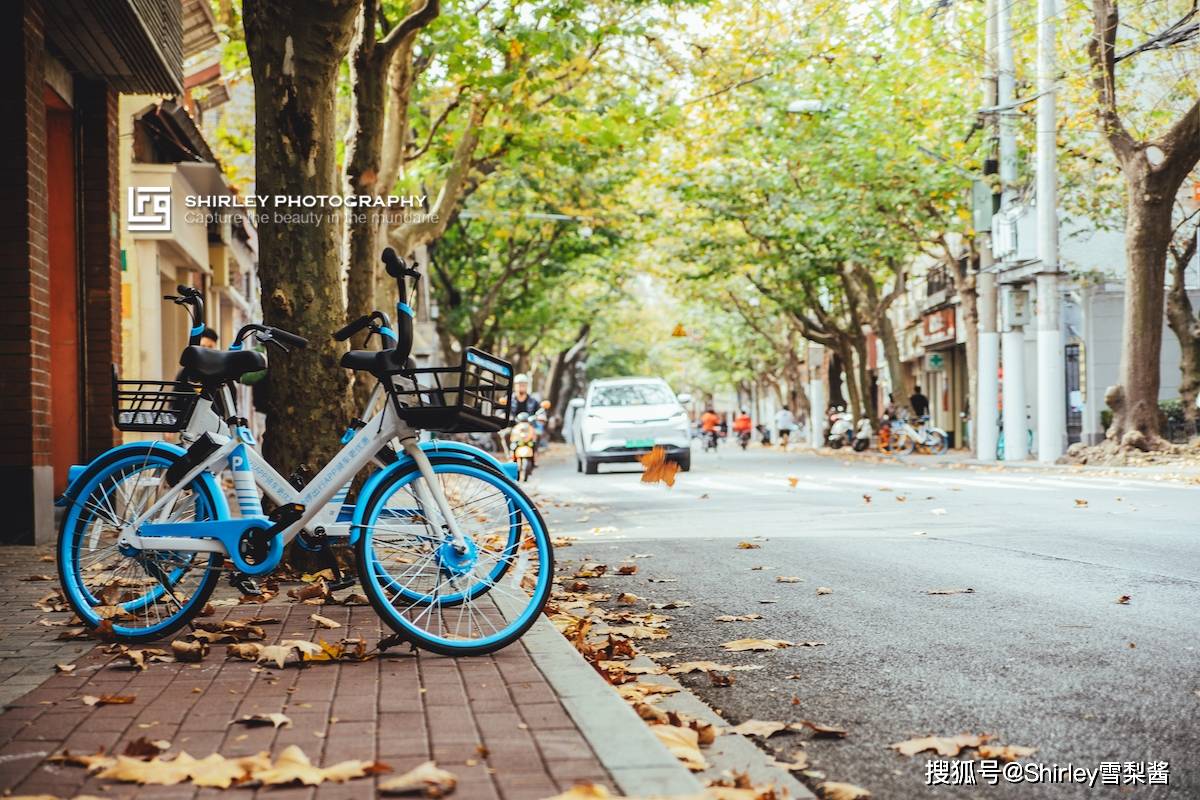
left=997, top=0, right=1028, bottom=461
left=975, top=0, right=1000, bottom=462
left=1035, top=0, right=1065, bottom=462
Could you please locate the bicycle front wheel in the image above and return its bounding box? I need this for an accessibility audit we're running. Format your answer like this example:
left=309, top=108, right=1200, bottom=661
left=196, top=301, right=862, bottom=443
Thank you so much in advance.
left=355, top=459, right=553, bottom=656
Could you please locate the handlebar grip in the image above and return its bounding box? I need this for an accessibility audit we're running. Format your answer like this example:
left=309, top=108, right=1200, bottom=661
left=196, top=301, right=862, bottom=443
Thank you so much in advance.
left=381, top=247, right=405, bottom=279
left=269, top=327, right=308, bottom=349
left=332, top=315, right=371, bottom=342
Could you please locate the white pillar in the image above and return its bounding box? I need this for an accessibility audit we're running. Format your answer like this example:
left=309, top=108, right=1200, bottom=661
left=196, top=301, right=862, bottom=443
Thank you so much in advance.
left=806, top=343, right=825, bottom=448
left=977, top=326, right=1000, bottom=461
left=1002, top=320, right=1028, bottom=461
left=1036, top=277, right=1065, bottom=460
left=1034, top=0, right=1064, bottom=462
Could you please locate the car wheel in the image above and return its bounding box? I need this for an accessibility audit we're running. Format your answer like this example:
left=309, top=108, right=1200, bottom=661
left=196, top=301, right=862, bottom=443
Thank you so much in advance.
left=676, top=453, right=691, bottom=472
left=584, top=458, right=599, bottom=475
left=576, top=457, right=582, bottom=473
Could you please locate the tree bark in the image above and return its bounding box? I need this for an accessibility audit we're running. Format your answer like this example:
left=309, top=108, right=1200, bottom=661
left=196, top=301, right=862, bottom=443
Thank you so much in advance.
left=1112, top=176, right=1175, bottom=440
left=244, top=0, right=360, bottom=470
left=1088, top=0, right=1200, bottom=443
left=1166, top=224, right=1200, bottom=436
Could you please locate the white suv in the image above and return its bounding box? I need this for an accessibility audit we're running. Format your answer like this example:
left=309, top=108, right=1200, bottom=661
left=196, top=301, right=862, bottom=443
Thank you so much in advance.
left=568, top=377, right=692, bottom=475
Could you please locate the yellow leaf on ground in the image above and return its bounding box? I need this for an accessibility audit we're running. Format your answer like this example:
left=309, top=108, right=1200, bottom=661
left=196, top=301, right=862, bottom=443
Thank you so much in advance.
left=890, top=733, right=989, bottom=757
left=977, top=744, right=1037, bottom=762
left=651, top=724, right=708, bottom=771
left=668, top=661, right=736, bottom=675
left=736, top=541, right=761, bottom=550
left=820, top=781, right=871, bottom=799
left=721, top=638, right=792, bottom=652
left=251, top=744, right=375, bottom=786
left=728, top=719, right=788, bottom=738
left=310, top=613, right=342, bottom=629
left=378, top=760, right=458, bottom=796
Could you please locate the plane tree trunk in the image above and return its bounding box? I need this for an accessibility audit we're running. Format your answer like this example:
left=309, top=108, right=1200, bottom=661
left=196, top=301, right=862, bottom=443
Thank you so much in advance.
left=244, top=0, right=360, bottom=470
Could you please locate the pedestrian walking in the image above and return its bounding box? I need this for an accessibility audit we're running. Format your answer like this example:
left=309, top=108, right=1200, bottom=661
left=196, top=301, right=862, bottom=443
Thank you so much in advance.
left=775, top=405, right=795, bottom=448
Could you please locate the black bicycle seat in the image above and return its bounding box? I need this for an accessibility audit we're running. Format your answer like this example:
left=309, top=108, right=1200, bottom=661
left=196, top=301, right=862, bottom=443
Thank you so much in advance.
left=179, top=346, right=266, bottom=383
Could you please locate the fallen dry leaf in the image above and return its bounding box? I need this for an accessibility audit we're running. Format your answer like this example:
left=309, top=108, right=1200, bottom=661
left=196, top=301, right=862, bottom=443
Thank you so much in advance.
left=737, top=542, right=761, bottom=550
left=638, top=447, right=680, bottom=487
left=231, top=712, right=292, bottom=729
left=793, top=720, right=848, bottom=738
left=708, top=671, right=734, bottom=687
left=721, top=638, right=792, bottom=652
left=927, top=588, right=975, bottom=595
left=123, top=737, right=171, bottom=759
left=171, top=639, right=208, bottom=663
left=728, top=719, right=789, bottom=738
left=1116, top=595, right=1131, bottom=604
left=651, top=724, right=708, bottom=771
left=378, top=760, right=458, bottom=796
left=775, top=576, right=802, bottom=584
left=772, top=750, right=809, bottom=771
left=890, top=733, right=989, bottom=757
left=54, top=663, right=76, bottom=674
left=862, top=494, right=871, bottom=504
left=82, top=694, right=135, bottom=707
left=617, top=592, right=640, bottom=604
left=787, top=477, right=799, bottom=487
left=714, top=614, right=763, bottom=622
left=310, top=613, right=342, bottom=630
left=253, top=744, right=382, bottom=786
left=977, top=744, right=1037, bottom=762
left=815, top=587, right=833, bottom=596
left=820, top=781, right=871, bottom=799
left=668, top=661, right=736, bottom=675
left=1074, top=498, right=1089, bottom=507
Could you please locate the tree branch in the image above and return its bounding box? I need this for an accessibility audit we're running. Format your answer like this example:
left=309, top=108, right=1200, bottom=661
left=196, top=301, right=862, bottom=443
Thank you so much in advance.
left=379, top=0, right=440, bottom=57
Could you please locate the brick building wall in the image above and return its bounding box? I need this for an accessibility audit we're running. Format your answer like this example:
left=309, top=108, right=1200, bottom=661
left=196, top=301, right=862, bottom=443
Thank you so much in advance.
left=78, top=81, right=122, bottom=460
left=0, top=0, right=53, bottom=544
left=0, top=1, right=122, bottom=544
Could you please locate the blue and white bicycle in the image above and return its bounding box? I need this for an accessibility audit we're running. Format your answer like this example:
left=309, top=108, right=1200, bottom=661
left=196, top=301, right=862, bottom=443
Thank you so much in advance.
left=55, top=249, right=552, bottom=656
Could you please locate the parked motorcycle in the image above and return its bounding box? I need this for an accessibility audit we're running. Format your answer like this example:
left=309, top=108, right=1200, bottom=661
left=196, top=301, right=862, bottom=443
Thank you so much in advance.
left=509, top=412, right=538, bottom=481
left=826, top=407, right=854, bottom=449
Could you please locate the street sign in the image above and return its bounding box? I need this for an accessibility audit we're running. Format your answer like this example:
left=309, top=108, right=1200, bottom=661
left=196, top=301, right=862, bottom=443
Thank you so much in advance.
left=926, top=353, right=946, bottom=371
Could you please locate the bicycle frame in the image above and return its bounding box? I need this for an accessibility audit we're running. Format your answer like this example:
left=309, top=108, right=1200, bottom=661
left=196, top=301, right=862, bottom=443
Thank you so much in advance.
left=114, top=383, right=469, bottom=574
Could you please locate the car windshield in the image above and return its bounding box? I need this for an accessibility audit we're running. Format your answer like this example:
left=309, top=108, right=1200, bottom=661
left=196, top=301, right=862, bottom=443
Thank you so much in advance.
left=591, top=384, right=675, bottom=407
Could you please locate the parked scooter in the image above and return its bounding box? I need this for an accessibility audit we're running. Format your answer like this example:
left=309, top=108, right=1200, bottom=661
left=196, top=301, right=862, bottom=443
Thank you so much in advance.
left=852, top=417, right=872, bottom=451
left=826, top=407, right=854, bottom=449
left=509, top=412, right=538, bottom=481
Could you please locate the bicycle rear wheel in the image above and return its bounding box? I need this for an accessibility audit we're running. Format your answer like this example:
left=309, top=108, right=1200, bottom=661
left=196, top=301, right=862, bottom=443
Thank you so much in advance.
left=57, top=445, right=225, bottom=642
left=355, top=459, right=553, bottom=656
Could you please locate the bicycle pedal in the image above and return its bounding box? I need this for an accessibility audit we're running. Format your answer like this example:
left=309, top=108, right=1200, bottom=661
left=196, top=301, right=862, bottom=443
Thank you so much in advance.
left=327, top=575, right=356, bottom=592
left=228, top=573, right=262, bottom=596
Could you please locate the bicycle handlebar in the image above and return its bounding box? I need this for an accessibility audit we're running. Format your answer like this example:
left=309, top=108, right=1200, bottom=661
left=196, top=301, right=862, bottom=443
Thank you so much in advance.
left=164, top=286, right=206, bottom=345
left=233, top=323, right=309, bottom=351
left=333, top=315, right=372, bottom=342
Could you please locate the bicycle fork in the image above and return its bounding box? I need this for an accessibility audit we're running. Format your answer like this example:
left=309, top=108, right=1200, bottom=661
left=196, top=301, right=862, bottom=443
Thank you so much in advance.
left=400, top=436, right=470, bottom=554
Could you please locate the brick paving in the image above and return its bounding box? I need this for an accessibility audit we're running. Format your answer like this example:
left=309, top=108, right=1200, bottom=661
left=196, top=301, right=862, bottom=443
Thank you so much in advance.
left=0, top=546, right=613, bottom=799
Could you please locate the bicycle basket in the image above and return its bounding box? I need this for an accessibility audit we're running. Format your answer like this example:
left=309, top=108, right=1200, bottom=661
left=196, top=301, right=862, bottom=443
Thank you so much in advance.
left=112, top=366, right=201, bottom=433
left=385, top=347, right=514, bottom=433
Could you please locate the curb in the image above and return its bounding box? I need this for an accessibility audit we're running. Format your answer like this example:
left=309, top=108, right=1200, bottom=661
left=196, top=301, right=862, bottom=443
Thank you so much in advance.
left=522, top=613, right=706, bottom=797
left=626, top=655, right=817, bottom=799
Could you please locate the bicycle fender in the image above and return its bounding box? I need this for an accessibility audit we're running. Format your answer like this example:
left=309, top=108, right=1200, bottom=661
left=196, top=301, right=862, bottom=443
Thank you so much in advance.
left=421, top=440, right=518, bottom=480
left=56, top=441, right=191, bottom=508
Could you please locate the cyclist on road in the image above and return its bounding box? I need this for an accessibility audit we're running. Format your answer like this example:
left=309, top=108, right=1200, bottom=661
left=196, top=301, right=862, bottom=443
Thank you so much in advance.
left=733, top=410, right=752, bottom=435
left=512, top=373, right=541, bottom=417
left=700, top=407, right=720, bottom=433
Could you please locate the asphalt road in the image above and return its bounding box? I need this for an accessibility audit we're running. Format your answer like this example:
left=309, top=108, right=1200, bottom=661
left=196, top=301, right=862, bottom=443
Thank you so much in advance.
left=528, top=443, right=1200, bottom=799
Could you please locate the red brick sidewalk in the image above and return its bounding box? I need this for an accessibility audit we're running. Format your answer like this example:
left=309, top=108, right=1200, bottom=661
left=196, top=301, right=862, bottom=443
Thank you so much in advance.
left=0, top=546, right=612, bottom=800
